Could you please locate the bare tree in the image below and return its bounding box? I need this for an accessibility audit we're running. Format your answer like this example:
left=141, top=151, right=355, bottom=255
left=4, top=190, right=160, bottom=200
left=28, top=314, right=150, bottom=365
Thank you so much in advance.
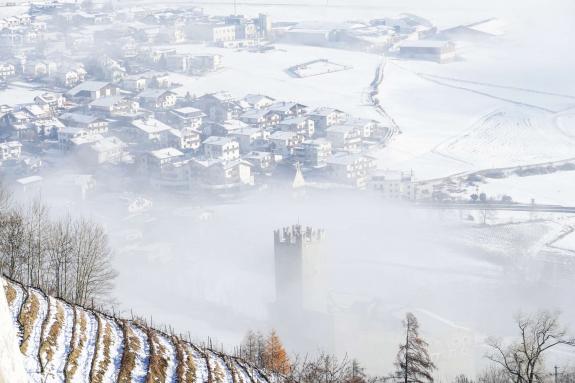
left=486, top=311, right=575, bottom=383
left=45, top=215, right=75, bottom=298
left=395, top=312, right=436, bottom=383
left=477, top=366, right=510, bottom=383
left=0, top=208, right=25, bottom=279
left=71, top=218, right=116, bottom=307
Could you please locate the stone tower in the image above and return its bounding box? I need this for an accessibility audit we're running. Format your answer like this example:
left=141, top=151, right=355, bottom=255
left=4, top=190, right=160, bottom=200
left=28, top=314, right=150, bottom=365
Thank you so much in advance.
left=272, top=225, right=333, bottom=353
left=273, top=225, right=326, bottom=313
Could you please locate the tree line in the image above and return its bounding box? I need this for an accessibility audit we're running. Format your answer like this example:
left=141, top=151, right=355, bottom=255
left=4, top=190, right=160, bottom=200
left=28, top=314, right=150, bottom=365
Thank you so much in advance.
left=0, top=181, right=116, bottom=307
left=239, top=310, right=575, bottom=383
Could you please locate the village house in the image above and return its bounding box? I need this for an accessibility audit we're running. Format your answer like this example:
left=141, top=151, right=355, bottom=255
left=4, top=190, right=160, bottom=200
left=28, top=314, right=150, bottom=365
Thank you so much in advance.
left=268, top=101, right=307, bottom=119
left=58, top=112, right=109, bottom=135
left=166, top=128, right=201, bottom=152
left=188, top=54, right=223, bottom=74
left=293, top=138, right=332, bottom=168
left=203, top=136, right=240, bottom=161
left=0, top=63, right=16, bottom=79
left=57, top=127, right=91, bottom=150
left=31, top=118, right=65, bottom=140
left=206, top=119, right=249, bottom=137
left=239, top=108, right=281, bottom=129
left=77, top=136, right=126, bottom=166
left=326, top=153, right=376, bottom=188
left=23, top=60, right=57, bottom=79
left=129, top=118, right=172, bottom=144
left=277, top=116, right=315, bottom=138
left=89, top=96, right=140, bottom=117
left=369, top=170, right=417, bottom=200
left=397, top=40, right=456, bottom=63
left=269, top=130, right=304, bottom=157
left=169, top=107, right=205, bottom=130
left=34, top=93, right=65, bottom=111
left=53, top=65, right=87, bottom=88
left=141, top=147, right=185, bottom=174
left=225, top=15, right=258, bottom=41
left=229, top=127, right=270, bottom=153
left=137, top=89, right=177, bottom=110
left=243, top=94, right=276, bottom=110
left=346, top=118, right=378, bottom=139
left=66, top=81, right=119, bottom=102
left=0, top=141, right=22, bottom=162
left=307, top=107, right=347, bottom=135
left=121, top=74, right=148, bottom=92
left=326, top=124, right=363, bottom=152
left=188, top=157, right=253, bottom=189
left=243, top=150, right=275, bottom=173
left=192, top=92, right=242, bottom=122
left=187, top=22, right=236, bottom=43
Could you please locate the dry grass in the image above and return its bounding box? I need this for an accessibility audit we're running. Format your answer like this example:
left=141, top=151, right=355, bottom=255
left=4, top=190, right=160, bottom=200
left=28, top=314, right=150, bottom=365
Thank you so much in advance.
left=5, top=282, right=17, bottom=307
left=147, top=330, right=169, bottom=383
left=117, top=321, right=141, bottom=383
left=211, top=359, right=226, bottom=383
left=18, top=291, right=40, bottom=354
left=174, top=337, right=196, bottom=383
left=39, top=301, right=64, bottom=367
left=66, top=308, right=88, bottom=382
left=92, top=316, right=115, bottom=383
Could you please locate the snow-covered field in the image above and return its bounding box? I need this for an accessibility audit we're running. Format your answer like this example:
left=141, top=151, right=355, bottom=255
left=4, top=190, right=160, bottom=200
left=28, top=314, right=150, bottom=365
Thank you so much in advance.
left=166, top=43, right=383, bottom=122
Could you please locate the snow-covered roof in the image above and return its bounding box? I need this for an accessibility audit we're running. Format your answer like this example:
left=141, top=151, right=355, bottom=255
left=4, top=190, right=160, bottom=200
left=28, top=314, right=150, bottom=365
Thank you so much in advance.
left=59, top=112, right=103, bottom=125
left=398, top=40, right=450, bottom=49
left=270, top=131, right=299, bottom=140
left=89, top=96, right=125, bottom=108
left=327, top=153, right=374, bottom=166
left=67, top=81, right=111, bottom=96
left=149, top=147, right=184, bottom=160
left=16, top=175, right=42, bottom=185
left=138, top=89, right=175, bottom=99
left=131, top=118, right=171, bottom=134
left=466, top=18, right=506, bottom=36
left=171, top=106, right=205, bottom=117
left=203, top=136, right=237, bottom=146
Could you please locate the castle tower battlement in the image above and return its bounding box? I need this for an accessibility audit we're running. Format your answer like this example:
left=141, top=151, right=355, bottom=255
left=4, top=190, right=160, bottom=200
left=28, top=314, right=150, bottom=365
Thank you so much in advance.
left=273, top=225, right=325, bottom=247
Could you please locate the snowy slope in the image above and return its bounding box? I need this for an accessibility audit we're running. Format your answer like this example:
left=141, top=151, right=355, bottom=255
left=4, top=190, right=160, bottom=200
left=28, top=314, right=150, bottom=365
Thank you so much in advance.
left=2, top=277, right=280, bottom=383
left=436, top=106, right=575, bottom=169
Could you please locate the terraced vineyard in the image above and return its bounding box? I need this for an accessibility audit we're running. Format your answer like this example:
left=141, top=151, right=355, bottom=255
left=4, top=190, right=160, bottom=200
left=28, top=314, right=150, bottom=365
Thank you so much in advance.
left=2, top=277, right=277, bottom=383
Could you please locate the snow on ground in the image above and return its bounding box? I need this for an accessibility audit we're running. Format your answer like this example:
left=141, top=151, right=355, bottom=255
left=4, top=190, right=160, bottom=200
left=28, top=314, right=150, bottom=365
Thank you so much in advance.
left=130, top=323, right=150, bottom=383
left=190, top=345, right=210, bottom=383
left=156, top=333, right=178, bottom=383
left=42, top=300, right=75, bottom=381
left=68, top=308, right=98, bottom=383
left=471, top=172, right=575, bottom=205
left=92, top=315, right=124, bottom=383
left=0, top=85, right=45, bottom=107
left=232, top=359, right=253, bottom=383
left=553, top=230, right=575, bottom=252
left=291, top=59, right=351, bottom=78
left=436, top=106, right=575, bottom=169
left=165, top=43, right=383, bottom=121
left=22, top=289, right=48, bottom=376
left=3, top=280, right=25, bottom=331
left=208, top=351, right=234, bottom=383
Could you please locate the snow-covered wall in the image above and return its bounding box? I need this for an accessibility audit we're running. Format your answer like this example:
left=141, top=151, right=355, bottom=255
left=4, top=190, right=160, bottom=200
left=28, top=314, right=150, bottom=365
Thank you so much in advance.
left=0, top=280, right=28, bottom=383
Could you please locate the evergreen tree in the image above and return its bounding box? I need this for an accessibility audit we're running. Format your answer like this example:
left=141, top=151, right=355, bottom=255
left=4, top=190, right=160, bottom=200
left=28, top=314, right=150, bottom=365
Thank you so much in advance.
left=395, top=313, right=436, bottom=383
left=263, top=330, right=291, bottom=375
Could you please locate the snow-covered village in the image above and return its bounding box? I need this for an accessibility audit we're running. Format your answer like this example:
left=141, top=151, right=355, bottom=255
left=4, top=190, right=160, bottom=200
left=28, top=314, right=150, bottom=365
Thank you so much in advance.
left=0, top=0, right=574, bottom=382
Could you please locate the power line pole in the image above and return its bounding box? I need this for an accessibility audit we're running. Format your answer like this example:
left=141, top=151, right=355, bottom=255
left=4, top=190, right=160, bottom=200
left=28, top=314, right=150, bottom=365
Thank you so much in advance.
left=555, top=366, right=559, bottom=383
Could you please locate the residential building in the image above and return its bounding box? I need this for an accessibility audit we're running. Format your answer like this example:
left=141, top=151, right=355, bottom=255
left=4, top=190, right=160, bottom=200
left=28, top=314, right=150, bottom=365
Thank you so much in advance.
left=239, top=108, right=281, bottom=129
left=137, top=89, right=177, bottom=110
left=277, top=116, right=315, bottom=138
left=130, top=118, right=172, bottom=143
left=326, top=153, right=376, bottom=188
left=169, top=107, right=205, bottom=130
left=397, top=40, right=456, bottom=63
left=326, top=124, right=362, bottom=152
left=0, top=141, right=22, bottom=161
left=244, top=150, right=275, bottom=173
left=77, top=136, right=126, bottom=165
left=370, top=170, right=417, bottom=200
left=203, top=136, right=240, bottom=161
left=229, top=127, right=270, bottom=153
left=66, top=81, right=118, bottom=102
left=207, top=119, right=249, bottom=137
left=189, top=158, right=253, bottom=189
left=166, top=128, right=201, bottom=151
left=187, top=23, right=236, bottom=43
left=0, top=63, right=16, bottom=79
left=142, top=147, right=185, bottom=173
left=307, top=107, right=346, bottom=135
left=243, top=94, right=276, bottom=109
left=294, top=138, right=332, bottom=167
left=59, top=112, right=109, bottom=135
left=269, top=131, right=304, bottom=157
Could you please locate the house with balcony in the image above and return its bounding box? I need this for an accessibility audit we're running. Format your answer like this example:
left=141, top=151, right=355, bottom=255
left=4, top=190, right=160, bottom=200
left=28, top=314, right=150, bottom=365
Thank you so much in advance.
left=203, top=136, right=240, bottom=161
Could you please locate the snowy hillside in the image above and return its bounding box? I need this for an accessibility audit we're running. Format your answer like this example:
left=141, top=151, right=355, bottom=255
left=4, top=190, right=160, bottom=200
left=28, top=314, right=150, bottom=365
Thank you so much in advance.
left=2, top=277, right=277, bottom=383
